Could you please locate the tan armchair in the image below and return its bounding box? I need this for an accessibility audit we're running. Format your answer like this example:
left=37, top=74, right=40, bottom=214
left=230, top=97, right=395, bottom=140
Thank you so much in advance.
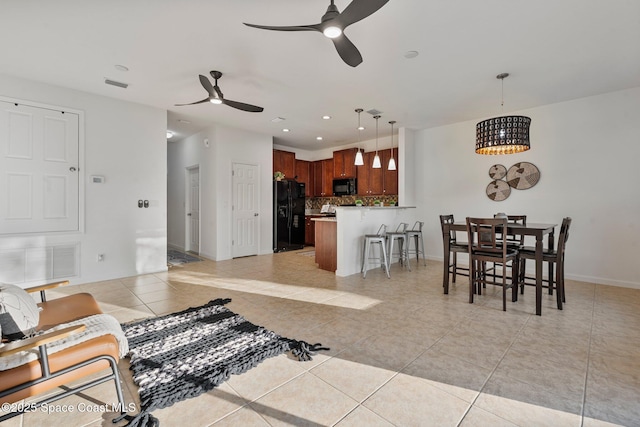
left=0, top=281, right=127, bottom=422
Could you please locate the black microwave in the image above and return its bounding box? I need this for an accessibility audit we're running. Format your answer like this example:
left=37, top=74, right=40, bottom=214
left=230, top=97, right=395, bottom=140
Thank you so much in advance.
left=333, top=178, right=357, bottom=196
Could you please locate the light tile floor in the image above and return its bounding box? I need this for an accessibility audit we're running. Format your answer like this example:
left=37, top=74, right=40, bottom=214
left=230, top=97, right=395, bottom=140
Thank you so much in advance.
left=7, top=250, right=640, bottom=426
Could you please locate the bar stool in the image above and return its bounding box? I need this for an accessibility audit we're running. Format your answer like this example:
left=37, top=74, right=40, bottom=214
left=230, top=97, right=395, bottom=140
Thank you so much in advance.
left=406, top=221, right=426, bottom=266
left=386, top=223, right=410, bottom=271
left=362, top=224, right=390, bottom=279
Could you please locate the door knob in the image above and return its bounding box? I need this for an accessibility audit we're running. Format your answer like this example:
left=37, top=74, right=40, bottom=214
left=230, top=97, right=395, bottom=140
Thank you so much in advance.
left=187, top=213, right=192, bottom=216
left=69, top=167, right=77, bottom=172
left=254, top=213, right=259, bottom=216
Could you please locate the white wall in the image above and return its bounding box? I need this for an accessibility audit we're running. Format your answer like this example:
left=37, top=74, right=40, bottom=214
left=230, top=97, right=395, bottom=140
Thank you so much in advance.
left=167, top=124, right=273, bottom=260
left=407, top=87, right=640, bottom=288
left=0, top=73, right=167, bottom=285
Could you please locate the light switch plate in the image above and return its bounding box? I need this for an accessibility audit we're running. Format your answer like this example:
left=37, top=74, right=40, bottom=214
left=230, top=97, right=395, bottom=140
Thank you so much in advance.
left=91, top=175, right=105, bottom=184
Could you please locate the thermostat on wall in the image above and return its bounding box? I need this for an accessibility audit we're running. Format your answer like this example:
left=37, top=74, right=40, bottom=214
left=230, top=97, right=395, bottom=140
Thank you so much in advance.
left=91, top=175, right=105, bottom=184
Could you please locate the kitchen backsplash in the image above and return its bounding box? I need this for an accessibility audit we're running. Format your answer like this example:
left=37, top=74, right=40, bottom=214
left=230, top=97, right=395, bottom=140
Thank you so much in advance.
left=306, top=195, right=398, bottom=210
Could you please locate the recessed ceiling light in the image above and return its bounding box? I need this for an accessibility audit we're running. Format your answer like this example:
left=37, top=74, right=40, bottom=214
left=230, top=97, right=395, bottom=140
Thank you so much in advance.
left=358, top=126, right=365, bottom=130
left=322, top=115, right=331, bottom=120
left=166, top=131, right=173, bottom=138
left=114, top=64, right=129, bottom=72
left=404, top=50, right=419, bottom=59
left=316, top=136, right=323, bottom=141
left=178, top=119, right=191, bottom=124
left=282, top=128, right=290, bottom=132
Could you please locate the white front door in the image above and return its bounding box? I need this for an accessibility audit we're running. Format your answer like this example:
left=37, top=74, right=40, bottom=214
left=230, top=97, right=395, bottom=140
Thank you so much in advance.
left=187, top=166, right=200, bottom=253
left=232, top=163, right=259, bottom=258
left=0, top=100, right=79, bottom=234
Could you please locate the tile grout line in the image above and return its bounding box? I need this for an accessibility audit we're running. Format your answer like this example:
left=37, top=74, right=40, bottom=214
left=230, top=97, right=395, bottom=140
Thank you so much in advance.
left=579, top=283, right=598, bottom=427
left=330, top=303, right=489, bottom=427
left=455, top=310, right=534, bottom=427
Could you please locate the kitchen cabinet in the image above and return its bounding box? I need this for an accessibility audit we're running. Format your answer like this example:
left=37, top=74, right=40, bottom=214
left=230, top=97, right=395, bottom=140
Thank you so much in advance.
left=273, top=149, right=295, bottom=180
left=381, top=148, right=398, bottom=195
left=305, top=215, right=315, bottom=246
left=333, top=148, right=358, bottom=178
left=356, top=149, right=398, bottom=196
left=313, top=159, right=333, bottom=197
left=295, top=159, right=311, bottom=189
left=356, top=151, right=383, bottom=196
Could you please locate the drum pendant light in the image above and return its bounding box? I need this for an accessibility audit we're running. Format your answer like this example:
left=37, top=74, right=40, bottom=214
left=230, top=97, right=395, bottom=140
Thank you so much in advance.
left=388, top=120, right=397, bottom=170
left=372, top=115, right=381, bottom=168
left=354, top=108, right=364, bottom=166
left=476, top=73, right=531, bottom=155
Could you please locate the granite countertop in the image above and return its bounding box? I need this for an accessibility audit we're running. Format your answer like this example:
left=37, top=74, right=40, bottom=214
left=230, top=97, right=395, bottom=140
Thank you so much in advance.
left=335, top=206, right=416, bottom=209
left=311, top=217, right=337, bottom=222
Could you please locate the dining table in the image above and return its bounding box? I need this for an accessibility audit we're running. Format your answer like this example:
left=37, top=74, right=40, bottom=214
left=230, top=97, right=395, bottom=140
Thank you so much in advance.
left=442, top=222, right=557, bottom=316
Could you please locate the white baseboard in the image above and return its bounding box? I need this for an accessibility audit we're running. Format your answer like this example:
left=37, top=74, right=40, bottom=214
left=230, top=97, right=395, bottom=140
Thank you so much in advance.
left=426, top=256, right=640, bottom=290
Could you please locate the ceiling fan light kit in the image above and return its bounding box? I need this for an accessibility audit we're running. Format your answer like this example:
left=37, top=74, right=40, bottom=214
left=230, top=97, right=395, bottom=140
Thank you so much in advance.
left=476, top=73, right=531, bottom=155
left=243, top=0, right=389, bottom=67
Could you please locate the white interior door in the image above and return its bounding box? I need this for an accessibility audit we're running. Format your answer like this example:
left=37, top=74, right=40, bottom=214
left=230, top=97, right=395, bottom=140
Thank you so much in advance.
left=187, top=166, right=199, bottom=253
left=232, top=163, right=259, bottom=258
left=0, top=100, right=79, bottom=234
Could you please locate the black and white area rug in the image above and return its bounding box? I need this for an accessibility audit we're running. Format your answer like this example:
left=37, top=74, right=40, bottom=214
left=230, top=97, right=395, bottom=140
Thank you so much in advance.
left=167, top=249, right=201, bottom=266
left=118, top=299, right=327, bottom=427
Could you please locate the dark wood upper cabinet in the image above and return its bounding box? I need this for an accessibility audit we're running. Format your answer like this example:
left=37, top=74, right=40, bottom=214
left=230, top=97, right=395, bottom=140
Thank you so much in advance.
left=357, top=151, right=382, bottom=195
left=356, top=150, right=397, bottom=196
left=382, top=148, right=398, bottom=195
left=273, top=149, right=295, bottom=180
left=333, top=148, right=358, bottom=179
left=323, top=159, right=334, bottom=196
left=313, top=159, right=333, bottom=197
left=295, top=159, right=310, bottom=187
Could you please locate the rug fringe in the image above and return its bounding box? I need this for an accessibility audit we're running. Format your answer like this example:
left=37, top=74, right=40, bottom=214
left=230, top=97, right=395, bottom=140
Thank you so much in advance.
left=289, top=340, right=330, bottom=361
left=120, top=411, right=159, bottom=427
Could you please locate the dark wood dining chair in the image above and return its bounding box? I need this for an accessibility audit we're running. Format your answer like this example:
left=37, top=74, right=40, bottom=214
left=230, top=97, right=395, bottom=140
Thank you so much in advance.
left=518, top=217, right=572, bottom=310
left=466, top=217, right=520, bottom=311
left=439, top=214, right=469, bottom=285
left=490, top=214, right=527, bottom=281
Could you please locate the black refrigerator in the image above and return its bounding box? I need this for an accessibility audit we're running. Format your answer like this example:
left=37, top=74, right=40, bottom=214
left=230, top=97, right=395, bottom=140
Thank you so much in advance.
left=273, top=180, right=305, bottom=252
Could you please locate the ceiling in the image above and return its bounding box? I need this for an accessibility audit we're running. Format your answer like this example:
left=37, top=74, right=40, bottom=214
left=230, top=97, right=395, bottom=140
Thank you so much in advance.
left=2, top=1, right=639, bottom=150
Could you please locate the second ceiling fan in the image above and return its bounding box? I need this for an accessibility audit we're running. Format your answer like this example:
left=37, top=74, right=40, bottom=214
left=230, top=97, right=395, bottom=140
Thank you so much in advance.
left=244, top=0, right=389, bottom=67
left=175, top=71, right=264, bottom=113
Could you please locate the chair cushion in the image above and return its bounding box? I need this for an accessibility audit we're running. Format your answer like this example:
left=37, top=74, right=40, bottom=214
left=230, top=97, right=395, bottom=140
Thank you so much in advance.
left=0, top=284, right=40, bottom=341
left=473, top=248, right=519, bottom=257
left=520, top=246, right=556, bottom=255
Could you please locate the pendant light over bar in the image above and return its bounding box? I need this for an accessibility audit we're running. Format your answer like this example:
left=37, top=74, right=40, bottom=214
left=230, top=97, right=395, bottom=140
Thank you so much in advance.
left=388, top=120, right=397, bottom=170
left=372, top=115, right=382, bottom=168
left=354, top=108, right=364, bottom=166
left=475, top=73, right=531, bottom=155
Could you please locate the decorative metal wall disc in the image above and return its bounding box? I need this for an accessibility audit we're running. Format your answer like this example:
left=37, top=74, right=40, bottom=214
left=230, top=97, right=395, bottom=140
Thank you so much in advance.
left=486, top=179, right=511, bottom=201
left=489, top=164, right=507, bottom=179
left=506, top=162, right=540, bottom=189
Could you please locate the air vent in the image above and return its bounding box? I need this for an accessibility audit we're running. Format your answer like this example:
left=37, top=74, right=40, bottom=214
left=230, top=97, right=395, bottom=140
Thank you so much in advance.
left=367, top=109, right=382, bottom=115
left=104, top=78, right=129, bottom=89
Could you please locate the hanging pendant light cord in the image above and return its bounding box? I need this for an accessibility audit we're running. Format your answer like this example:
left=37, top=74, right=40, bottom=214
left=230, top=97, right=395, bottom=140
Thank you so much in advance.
left=374, top=115, right=380, bottom=152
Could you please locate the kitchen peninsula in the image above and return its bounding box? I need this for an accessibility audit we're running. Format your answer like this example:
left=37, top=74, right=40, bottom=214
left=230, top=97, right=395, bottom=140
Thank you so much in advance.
left=313, top=206, right=417, bottom=276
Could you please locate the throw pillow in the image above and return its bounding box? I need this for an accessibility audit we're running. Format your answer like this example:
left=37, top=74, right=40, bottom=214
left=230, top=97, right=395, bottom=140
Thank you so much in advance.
left=0, top=283, right=40, bottom=341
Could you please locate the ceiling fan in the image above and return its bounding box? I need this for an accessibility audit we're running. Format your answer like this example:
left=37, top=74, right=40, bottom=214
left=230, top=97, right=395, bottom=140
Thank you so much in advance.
left=244, top=0, right=389, bottom=67
left=175, top=71, right=264, bottom=113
